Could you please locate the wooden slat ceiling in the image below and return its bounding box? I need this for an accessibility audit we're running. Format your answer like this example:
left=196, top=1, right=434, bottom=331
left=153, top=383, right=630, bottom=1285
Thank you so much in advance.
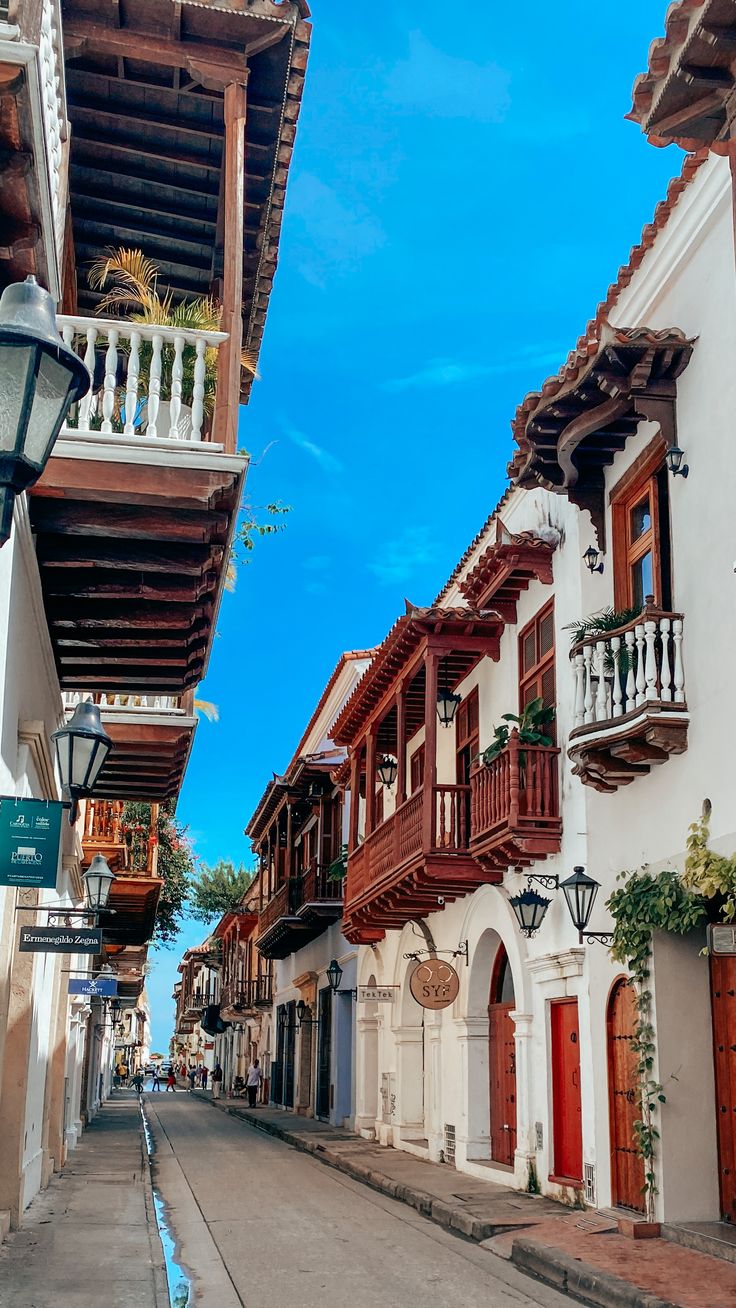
left=61, top=0, right=310, bottom=400
left=92, top=712, right=197, bottom=801
left=100, top=873, right=162, bottom=946
left=28, top=449, right=244, bottom=693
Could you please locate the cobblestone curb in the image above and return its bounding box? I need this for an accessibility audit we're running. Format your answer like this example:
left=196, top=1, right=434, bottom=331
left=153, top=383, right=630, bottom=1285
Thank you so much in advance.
left=511, top=1238, right=679, bottom=1308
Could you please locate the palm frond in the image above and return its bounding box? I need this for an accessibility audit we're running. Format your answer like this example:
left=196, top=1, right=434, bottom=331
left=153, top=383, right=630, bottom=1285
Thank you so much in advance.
left=88, top=247, right=161, bottom=305
left=194, top=698, right=219, bottom=722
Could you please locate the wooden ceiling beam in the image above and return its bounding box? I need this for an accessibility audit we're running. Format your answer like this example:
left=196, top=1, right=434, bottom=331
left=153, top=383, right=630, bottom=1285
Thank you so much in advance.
left=66, top=63, right=282, bottom=115
left=37, top=538, right=218, bottom=574
left=49, top=606, right=208, bottom=629
left=41, top=574, right=216, bottom=601
left=30, top=502, right=228, bottom=544
left=68, top=99, right=224, bottom=143
left=63, top=20, right=250, bottom=80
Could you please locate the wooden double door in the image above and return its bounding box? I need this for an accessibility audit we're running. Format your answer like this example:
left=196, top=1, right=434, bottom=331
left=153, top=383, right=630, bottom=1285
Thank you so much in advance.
left=607, top=979, right=645, bottom=1212
left=489, top=946, right=517, bottom=1166
left=711, top=955, right=736, bottom=1222
left=550, top=998, right=583, bottom=1184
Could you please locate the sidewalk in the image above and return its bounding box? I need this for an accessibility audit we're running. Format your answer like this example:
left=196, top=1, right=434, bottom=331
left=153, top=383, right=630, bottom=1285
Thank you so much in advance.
left=0, top=1095, right=167, bottom=1308
left=194, top=1090, right=736, bottom=1308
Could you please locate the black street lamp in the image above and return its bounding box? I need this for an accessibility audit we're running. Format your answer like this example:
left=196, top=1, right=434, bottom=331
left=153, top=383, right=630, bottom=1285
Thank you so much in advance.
left=83, top=854, right=116, bottom=915
left=296, top=999, right=314, bottom=1027
left=560, top=866, right=612, bottom=944
left=52, top=700, right=112, bottom=821
left=509, top=887, right=551, bottom=938
left=377, top=755, right=398, bottom=787
left=0, top=276, right=89, bottom=545
left=326, top=958, right=343, bottom=993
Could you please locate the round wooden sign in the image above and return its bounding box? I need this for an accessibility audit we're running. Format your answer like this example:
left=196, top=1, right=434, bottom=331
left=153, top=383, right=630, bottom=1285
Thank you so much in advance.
left=409, top=958, right=460, bottom=1010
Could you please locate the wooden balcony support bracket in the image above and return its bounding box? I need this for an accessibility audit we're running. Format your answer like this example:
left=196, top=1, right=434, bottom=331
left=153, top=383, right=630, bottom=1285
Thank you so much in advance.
left=213, top=78, right=248, bottom=454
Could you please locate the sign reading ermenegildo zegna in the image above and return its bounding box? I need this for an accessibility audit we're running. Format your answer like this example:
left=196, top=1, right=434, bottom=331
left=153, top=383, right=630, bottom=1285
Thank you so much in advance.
left=19, top=926, right=102, bottom=954
left=0, top=797, right=64, bottom=890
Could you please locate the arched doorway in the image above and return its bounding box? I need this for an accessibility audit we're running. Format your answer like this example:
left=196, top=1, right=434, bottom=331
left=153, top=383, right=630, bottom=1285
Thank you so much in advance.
left=607, top=978, right=645, bottom=1212
left=489, top=944, right=516, bottom=1165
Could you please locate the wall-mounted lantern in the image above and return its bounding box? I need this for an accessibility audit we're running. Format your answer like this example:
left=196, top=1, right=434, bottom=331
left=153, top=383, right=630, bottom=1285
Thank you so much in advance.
left=509, top=887, right=551, bottom=937
left=665, top=444, right=689, bottom=478
left=583, top=545, right=604, bottom=575
left=377, top=755, right=398, bottom=787
left=52, top=700, right=112, bottom=822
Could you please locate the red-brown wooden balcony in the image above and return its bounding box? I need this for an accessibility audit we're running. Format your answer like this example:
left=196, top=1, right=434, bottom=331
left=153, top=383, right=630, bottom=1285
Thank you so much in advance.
left=568, top=604, right=688, bottom=792
left=469, top=732, right=561, bottom=871
left=65, top=691, right=197, bottom=801
left=257, top=860, right=343, bottom=960
left=83, top=800, right=163, bottom=946
left=342, top=783, right=496, bottom=945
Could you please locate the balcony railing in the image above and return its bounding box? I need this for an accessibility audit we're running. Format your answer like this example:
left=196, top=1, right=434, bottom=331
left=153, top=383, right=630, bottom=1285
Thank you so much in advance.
left=300, top=859, right=342, bottom=905
left=568, top=606, right=688, bottom=790
left=64, top=691, right=188, bottom=714
left=57, top=315, right=228, bottom=445
left=470, top=734, right=561, bottom=869
left=84, top=797, right=125, bottom=848
left=348, top=784, right=470, bottom=904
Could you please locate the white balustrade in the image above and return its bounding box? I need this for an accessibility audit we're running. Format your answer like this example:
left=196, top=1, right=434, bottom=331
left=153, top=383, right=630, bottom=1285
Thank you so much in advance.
left=570, top=610, right=686, bottom=730
left=63, top=692, right=183, bottom=713
left=57, top=315, right=228, bottom=444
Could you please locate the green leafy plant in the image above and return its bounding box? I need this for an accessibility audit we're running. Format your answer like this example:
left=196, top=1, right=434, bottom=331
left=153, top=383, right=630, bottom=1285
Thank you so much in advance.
left=479, top=697, right=555, bottom=766
left=564, top=606, right=643, bottom=650
left=188, top=859, right=255, bottom=923
left=326, top=844, right=348, bottom=882
left=681, top=801, right=736, bottom=919
left=121, top=801, right=195, bottom=945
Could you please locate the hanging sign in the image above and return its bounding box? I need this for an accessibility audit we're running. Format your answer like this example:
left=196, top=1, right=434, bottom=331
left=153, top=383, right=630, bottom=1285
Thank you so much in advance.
left=709, top=925, right=736, bottom=955
left=19, top=925, right=102, bottom=954
left=68, top=976, right=118, bottom=997
left=358, top=985, right=397, bottom=1003
left=0, top=797, right=64, bottom=890
left=409, top=958, right=460, bottom=1010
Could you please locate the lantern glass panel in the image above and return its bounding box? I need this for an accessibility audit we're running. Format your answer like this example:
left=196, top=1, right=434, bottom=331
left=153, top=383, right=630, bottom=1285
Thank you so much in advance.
left=25, top=352, right=76, bottom=466
left=85, top=737, right=110, bottom=791
left=327, top=959, right=343, bottom=993
left=0, top=344, right=33, bottom=453
left=69, top=733, right=97, bottom=790
left=509, top=888, right=550, bottom=936
left=561, top=868, right=599, bottom=934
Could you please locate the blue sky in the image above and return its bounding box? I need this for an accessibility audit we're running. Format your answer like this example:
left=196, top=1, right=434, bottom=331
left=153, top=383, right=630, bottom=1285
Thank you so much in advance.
left=146, top=0, right=683, bottom=1051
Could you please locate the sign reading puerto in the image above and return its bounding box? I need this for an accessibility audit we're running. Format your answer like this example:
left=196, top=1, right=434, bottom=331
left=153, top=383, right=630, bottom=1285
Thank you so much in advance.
left=0, top=798, right=63, bottom=890
left=20, top=926, right=102, bottom=954
left=409, top=958, right=460, bottom=1010
left=68, top=976, right=117, bottom=997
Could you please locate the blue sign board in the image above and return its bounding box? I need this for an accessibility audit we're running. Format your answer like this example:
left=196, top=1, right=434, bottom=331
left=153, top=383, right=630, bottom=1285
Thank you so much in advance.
left=68, top=977, right=118, bottom=997
left=0, top=797, right=63, bottom=889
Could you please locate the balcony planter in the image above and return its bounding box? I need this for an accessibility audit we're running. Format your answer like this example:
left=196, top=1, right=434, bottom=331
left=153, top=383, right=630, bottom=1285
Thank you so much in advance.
left=616, top=1217, right=661, bottom=1240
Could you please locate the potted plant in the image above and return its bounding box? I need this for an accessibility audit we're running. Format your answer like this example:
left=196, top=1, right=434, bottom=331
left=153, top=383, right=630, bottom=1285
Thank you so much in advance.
left=479, top=697, right=555, bottom=767
left=86, top=247, right=257, bottom=435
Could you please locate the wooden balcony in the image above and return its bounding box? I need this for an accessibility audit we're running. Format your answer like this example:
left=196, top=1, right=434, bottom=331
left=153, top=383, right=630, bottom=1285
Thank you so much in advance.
left=28, top=314, right=245, bottom=697
left=257, top=862, right=343, bottom=960
left=83, top=799, right=163, bottom=946
left=342, top=784, right=498, bottom=945
left=469, top=734, right=561, bottom=871
left=568, top=606, right=689, bottom=792
left=65, top=691, right=197, bottom=801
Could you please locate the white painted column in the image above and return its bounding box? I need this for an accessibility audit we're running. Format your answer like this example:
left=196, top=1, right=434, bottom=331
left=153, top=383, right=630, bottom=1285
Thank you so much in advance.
left=354, top=1014, right=379, bottom=1138
left=510, top=1011, right=536, bottom=1191
left=454, top=1016, right=490, bottom=1166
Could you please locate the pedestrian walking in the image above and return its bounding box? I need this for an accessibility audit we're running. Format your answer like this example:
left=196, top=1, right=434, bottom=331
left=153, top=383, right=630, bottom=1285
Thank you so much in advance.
left=151, top=1069, right=161, bottom=1091
left=245, top=1058, right=263, bottom=1108
left=131, top=1071, right=144, bottom=1097
left=187, top=1064, right=197, bottom=1092
left=211, top=1062, right=223, bottom=1099
left=200, top=1065, right=208, bottom=1090
left=118, top=1061, right=128, bottom=1085
left=165, top=1069, right=176, bottom=1092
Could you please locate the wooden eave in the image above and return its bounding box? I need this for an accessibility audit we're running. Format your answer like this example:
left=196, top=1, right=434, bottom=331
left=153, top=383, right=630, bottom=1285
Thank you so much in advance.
left=459, top=520, right=556, bottom=612
left=100, top=873, right=163, bottom=946
left=28, top=442, right=245, bottom=693
left=508, top=327, right=695, bottom=545
left=332, top=606, right=504, bottom=749
left=60, top=0, right=311, bottom=399
left=87, top=706, right=197, bottom=802
left=628, top=0, right=736, bottom=151
left=245, top=757, right=336, bottom=843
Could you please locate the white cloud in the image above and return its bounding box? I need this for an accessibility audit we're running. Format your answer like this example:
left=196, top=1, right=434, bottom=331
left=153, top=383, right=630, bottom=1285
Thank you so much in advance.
left=382, top=347, right=567, bottom=393
left=368, top=525, right=439, bottom=586
left=284, top=422, right=344, bottom=476
left=385, top=30, right=511, bottom=122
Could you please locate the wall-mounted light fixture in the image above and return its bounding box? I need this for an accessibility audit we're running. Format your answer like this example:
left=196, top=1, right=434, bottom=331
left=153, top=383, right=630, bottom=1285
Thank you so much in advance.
left=377, top=755, right=398, bottom=787
left=665, top=444, right=689, bottom=478
left=509, top=887, right=551, bottom=937
left=583, top=545, right=604, bottom=575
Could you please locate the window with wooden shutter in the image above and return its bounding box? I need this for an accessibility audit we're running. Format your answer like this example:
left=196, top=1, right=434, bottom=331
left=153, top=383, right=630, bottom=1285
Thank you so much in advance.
left=519, top=601, right=556, bottom=714
left=455, top=686, right=479, bottom=784
left=410, top=744, right=425, bottom=793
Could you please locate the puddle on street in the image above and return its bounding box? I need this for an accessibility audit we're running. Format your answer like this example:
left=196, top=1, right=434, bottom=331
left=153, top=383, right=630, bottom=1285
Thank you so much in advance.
left=140, top=1103, right=192, bottom=1307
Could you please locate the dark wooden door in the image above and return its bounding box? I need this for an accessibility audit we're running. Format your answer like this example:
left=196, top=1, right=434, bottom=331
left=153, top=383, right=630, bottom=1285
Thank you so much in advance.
left=283, top=1001, right=296, bottom=1108
left=607, top=979, right=645, bottom=1212
left=711, top=955, right=736, bottom=1221
left=316, top=985, right=332, bottom=1119
left=551, top=998, right=583, bottom=1182
left=489, top=946, right=516, bottom=1166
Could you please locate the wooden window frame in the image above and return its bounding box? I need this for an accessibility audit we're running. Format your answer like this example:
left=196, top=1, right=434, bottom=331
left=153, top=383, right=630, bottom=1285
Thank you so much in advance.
left=410, top=744, right=425, bottom=794
left=518, top=599, right=556, bottom=714
left=610, top=435, right=671, bottom=611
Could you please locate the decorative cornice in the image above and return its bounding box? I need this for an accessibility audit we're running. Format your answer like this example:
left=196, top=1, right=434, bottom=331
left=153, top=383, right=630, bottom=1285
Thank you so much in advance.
left=17, top=720, right=59, bottom=802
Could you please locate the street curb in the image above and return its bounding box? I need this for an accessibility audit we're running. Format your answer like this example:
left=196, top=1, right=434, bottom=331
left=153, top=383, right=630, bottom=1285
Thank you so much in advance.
left=192, top=1092, right=681, bottom=1307
left=511, top=1238, right=679, bottom=1308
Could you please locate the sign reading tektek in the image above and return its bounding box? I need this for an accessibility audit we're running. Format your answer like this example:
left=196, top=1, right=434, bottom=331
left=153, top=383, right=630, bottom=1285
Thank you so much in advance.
left=20, top=926, right=102, bottom=954
left=68, top=976, right=118, bottom=997
left=0, top=797, right=64, bottom=890
left=409, top=958, right=460, bottom=1010
left=358, top=985, right=396, bottom=1004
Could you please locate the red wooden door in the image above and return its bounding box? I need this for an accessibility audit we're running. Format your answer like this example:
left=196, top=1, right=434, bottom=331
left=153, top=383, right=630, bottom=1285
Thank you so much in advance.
left=489, top=948, right=516, bottom=1166
left=711, top=955, right=736, bottom=1222
left=607, top=979, right=645, bottom=1212
left=551, top=999, right=583, bottom=1183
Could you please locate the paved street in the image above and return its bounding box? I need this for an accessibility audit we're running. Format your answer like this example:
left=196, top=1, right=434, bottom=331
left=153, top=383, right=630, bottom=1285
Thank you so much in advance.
left=147, top=1093, right=570, bottom=1308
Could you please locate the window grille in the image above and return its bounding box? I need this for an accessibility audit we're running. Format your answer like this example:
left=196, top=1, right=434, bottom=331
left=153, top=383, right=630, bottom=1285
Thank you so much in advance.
left=583, top=1162, right=596, bottom=1206
left=443, top=1123, right=456, bottom=1166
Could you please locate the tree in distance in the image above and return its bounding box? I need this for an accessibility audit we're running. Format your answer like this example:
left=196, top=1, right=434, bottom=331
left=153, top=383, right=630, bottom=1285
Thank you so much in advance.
left=189, top=859, right=255, bottom=923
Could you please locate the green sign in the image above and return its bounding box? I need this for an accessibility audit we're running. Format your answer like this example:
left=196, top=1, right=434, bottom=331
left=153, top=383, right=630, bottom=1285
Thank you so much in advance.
left=0, top=798, right=64, bottom=890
